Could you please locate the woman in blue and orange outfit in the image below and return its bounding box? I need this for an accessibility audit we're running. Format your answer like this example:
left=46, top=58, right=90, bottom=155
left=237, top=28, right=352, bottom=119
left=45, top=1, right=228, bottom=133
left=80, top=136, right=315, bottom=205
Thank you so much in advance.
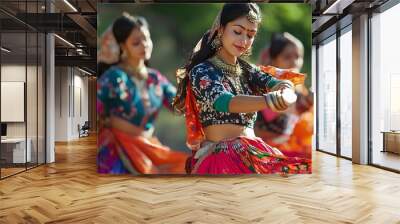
left=173, top=3, right=311, bottom=175
left=97, top=13, right=188, bottom=174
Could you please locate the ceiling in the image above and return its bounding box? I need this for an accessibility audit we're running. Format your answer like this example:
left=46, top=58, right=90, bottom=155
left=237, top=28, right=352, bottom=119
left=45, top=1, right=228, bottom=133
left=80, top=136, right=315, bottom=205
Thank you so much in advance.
left=1, top=0, right=394, bottom=73
left=309, top=0, right=389, bottom=43
left=0, top=0, right=97, bottom=74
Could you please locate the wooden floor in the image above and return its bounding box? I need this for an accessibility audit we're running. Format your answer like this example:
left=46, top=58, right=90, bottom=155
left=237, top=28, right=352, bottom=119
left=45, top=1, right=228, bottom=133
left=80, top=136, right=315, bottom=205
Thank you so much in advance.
left=372, top=150, right=400, bottom=171
left=1, top=167, right=26, bottom=178
left=1, top=163, right=45, bottom=178
left=1, top=135, right=400, bottom=224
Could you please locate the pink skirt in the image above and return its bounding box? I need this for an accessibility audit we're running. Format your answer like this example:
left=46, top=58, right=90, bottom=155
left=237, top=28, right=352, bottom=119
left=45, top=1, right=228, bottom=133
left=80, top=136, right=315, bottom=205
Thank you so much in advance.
left=188, top=136, right=311, bottom=175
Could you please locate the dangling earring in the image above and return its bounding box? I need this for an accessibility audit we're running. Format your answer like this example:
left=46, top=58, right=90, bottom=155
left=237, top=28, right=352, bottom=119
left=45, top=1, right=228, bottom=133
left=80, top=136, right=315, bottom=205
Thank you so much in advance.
left=242, top=47, right=252, bottom=57
left=120, top=49, right=128, bottom=61
left=211, top=33, right=222, bottom=51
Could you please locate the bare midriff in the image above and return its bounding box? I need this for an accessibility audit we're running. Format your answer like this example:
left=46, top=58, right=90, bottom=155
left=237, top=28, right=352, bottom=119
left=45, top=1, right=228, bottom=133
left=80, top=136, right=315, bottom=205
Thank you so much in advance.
left=105, top=115, right=154, bottom=138
left=204, top=124, right=254, bottom=142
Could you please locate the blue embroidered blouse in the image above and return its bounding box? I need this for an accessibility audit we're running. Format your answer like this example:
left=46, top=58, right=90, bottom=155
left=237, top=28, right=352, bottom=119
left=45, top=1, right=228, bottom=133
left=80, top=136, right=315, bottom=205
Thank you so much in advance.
left=189, top=60, right=282, bottom=128
left=97, top=66, right=176, bottom=130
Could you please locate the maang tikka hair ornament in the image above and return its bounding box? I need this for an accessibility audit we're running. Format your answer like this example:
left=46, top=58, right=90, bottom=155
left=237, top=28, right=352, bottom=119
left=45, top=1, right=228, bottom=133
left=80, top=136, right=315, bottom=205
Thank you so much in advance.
left=247, top=8, right=261, bottom=24
left=192, top=5, right=261, bottom=55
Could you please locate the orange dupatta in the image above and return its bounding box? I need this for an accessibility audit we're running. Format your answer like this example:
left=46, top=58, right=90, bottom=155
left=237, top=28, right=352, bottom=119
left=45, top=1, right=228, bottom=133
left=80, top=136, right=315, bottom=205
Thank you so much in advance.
left=185, top=83, right=205, bottom=151
left=259, top=65, right=306, bottom=85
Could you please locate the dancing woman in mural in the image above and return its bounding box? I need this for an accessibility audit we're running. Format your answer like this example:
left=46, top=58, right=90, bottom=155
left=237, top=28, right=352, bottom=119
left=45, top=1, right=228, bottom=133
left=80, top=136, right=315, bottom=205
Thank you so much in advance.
left=255, top=32, right=313, bottom=159
left=172, top=3, right=312, bottom=174
left=97, top=13, right=188, bottom=174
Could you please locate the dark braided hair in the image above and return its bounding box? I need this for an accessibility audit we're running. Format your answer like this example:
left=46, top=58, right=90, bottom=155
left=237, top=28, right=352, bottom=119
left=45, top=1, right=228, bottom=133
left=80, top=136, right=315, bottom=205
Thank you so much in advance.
left=172, top=3, right=261, bottom=114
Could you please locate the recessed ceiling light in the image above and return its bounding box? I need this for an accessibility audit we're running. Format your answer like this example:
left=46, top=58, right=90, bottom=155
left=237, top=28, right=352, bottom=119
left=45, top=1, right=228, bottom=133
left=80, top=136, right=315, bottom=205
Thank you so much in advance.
left=63, top=0, right=78, bottom=12
left=1, top=47, right=11, bottom=53
left=78, top=67, right=92, bottom=76
left=322, top=0, right=354, bottom=15
left=54, top=34, right=75, bottom=48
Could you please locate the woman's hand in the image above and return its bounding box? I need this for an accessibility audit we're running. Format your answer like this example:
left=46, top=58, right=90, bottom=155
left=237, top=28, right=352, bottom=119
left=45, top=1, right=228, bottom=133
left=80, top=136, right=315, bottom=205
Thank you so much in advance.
left=263, top=88, right=297, bottom=112
left=223, top=79, right=296, bottom=114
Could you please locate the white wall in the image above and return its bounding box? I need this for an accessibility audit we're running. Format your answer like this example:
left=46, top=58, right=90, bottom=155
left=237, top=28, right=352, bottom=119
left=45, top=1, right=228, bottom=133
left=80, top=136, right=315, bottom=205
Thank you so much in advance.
left=72, top=73, right=89, bottom=138
left=54, top=67, right=89, bottom=141
left=55, top=66, right=69, bottom=141
left=1, top=65, right=31, bottom=138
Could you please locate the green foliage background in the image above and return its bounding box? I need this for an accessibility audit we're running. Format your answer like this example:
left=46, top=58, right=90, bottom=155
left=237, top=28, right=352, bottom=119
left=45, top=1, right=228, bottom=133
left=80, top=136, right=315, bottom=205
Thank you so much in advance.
left=98, top=3, right=311, bottom=152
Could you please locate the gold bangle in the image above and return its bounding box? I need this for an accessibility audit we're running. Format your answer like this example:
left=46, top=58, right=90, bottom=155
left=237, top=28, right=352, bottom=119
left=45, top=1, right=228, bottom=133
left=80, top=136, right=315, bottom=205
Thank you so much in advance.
left=264, top=93, right=276, bottom=111
left=271, top=92, right=282, bottom=111
left=273, top=91, right=284, bottom=110
left=276, top=91, right=288, bottom=109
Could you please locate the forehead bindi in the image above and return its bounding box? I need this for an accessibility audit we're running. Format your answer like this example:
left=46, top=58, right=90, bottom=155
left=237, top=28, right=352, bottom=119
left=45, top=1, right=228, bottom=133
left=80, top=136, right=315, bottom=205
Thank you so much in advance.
left=230, top=17, right=258, bottom=33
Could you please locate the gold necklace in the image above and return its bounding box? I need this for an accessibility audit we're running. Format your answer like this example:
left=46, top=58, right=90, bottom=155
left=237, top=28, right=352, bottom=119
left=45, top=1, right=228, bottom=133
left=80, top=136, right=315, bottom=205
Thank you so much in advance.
left=208, top=55, right=244, bottom=95
left=119, top=63, right=151, bottom=110
left=120, top=63, right=148, bottom=80
left=227, top=75, right=244, bottom=95
left=208, top=55, right=242, bottom=77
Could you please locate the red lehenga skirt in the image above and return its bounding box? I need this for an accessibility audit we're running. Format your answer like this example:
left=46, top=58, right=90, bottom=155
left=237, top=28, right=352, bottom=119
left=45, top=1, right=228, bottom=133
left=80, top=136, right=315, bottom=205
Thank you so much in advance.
left=187, top=136, right=311, bottom=175
left=97, top=128, right=189, bottom=174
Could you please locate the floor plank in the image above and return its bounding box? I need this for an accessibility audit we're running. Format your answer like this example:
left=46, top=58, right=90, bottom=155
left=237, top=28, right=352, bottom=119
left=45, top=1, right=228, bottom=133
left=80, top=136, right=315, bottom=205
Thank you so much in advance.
left=0, top=135, right=399, bottom=223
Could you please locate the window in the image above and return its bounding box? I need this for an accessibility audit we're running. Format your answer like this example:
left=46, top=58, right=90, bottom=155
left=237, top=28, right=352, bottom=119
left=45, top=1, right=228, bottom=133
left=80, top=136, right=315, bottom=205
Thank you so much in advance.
left=339, top=27, right=352, bottom=158
left=370, top=2, right=400, bottom=171
left=317, top=35, right=337, bottom=154
left=0, top=1, right=47, bottom=179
